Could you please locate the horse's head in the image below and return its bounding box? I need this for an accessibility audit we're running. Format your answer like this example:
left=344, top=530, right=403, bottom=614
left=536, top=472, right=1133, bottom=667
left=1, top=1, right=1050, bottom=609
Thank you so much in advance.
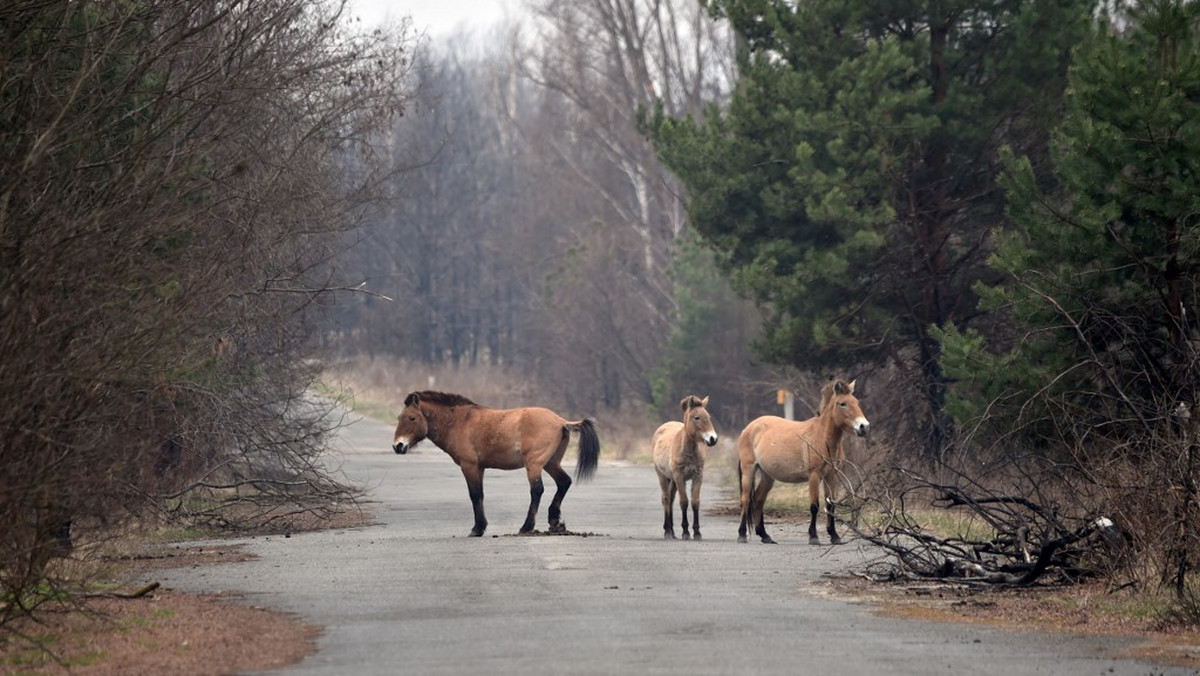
left=824, top=379, right=869, bottom=437
left=681, top=395, right=718, bottom=447
left=392, top=392, right=429, bottom=454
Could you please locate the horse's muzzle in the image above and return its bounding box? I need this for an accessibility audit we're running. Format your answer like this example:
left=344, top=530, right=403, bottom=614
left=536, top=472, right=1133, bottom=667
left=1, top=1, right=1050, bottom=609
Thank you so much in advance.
left=704, top=435, right=718, bottom=447
left=854, top=422, right=870, bottom=437
left=393, top=443, right=409, bottom=455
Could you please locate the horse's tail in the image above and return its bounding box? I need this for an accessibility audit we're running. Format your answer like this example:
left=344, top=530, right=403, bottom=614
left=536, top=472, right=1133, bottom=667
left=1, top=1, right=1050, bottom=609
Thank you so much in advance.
left=739, top=451, right=757, bottom=530
left=567, top=419, right=600, bottom=482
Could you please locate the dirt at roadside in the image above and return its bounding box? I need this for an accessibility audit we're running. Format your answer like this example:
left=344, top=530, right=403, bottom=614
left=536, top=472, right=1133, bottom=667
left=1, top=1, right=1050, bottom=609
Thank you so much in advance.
left=0, top=509, right=373, bottom=676
left=816, top=574, right=1200, bottom=670
left=1, top=587, right=318, bottom=676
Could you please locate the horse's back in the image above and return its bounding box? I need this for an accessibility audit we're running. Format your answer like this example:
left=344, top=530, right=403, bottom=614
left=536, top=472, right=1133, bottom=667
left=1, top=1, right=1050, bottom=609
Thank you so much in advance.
left=739, top=415, right=808, bottom=455
left=738, top=415, right=790, bottom=449
left=462, top=406, right=569, bottom=464
left=480, top=405, right=564, bottom=434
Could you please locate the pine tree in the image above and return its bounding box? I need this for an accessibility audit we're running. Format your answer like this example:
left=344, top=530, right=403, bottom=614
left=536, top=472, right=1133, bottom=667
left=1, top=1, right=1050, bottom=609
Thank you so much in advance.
left=646, top=0, right=1091, bottom=458
left=939, top=0, right=1200, bottom=446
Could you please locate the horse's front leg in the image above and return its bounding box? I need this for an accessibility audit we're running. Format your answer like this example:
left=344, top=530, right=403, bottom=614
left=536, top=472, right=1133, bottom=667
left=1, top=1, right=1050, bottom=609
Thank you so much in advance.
left=461, top=464, right=487, bottom=537
left=675, top=472, right=691, bottom=540
left=657, top=471, right=676, bottom=539
left=689, top=474, right=703, bottom=541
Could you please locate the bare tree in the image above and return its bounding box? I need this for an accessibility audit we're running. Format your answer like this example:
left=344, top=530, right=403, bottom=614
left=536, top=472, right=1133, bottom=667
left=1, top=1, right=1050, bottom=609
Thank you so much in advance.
left=510, top=0, right=744, bottom=408
left=0, top=0, right=417, bottom=619
left=331, top=2, right=766, bottom=425
left=520, top=0, right=736, bottom=269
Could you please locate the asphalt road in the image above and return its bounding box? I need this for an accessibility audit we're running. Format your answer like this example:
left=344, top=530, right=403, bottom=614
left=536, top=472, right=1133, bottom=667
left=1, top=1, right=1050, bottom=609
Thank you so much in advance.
left=148, top=413, right=1189, bottom=675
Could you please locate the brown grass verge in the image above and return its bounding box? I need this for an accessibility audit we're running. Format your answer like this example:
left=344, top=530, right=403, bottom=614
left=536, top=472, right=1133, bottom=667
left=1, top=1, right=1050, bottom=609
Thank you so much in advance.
left=705, top=499, right=1200, bottom=669
left=816, top=575, right=1200, bottom=670
left=0, top=508, right=372, bottom=675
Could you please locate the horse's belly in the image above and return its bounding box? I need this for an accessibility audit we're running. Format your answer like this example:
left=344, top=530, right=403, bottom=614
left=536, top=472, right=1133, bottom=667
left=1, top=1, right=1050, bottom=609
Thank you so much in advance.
left=757, top=457, right=809, bottom=484
left=489, top=446, right=525, bottom=470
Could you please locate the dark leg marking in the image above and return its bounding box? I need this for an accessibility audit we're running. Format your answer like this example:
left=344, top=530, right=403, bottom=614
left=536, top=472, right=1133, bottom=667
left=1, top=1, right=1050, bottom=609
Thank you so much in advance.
left=808, top=502, right=820, bottom=545
left=467, top=481, right=487, bottom=537
left=546, top=465, right=572, bottom=533
left=827, top=497, right=841, bottom=545
left=521, top=478, right=545, bottom=533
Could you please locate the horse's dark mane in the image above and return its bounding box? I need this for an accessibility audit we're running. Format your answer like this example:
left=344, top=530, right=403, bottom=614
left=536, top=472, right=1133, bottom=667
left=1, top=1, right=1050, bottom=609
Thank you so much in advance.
left=818, top=378, right=851, bottom=413
left=415, top=391, right=477, bottom=407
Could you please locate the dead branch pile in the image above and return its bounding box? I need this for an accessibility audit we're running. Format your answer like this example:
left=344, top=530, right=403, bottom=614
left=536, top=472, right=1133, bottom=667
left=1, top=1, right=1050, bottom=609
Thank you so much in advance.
left=849, top=471, right=1124, bottom=587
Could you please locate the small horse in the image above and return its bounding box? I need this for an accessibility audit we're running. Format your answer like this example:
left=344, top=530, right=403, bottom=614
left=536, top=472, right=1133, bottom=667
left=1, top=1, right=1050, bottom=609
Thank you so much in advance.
left=737, top=379, right=869, bottom=545
left=392, top=391, right=600, bottom=537
left=651, top=395, right=718, bottom=540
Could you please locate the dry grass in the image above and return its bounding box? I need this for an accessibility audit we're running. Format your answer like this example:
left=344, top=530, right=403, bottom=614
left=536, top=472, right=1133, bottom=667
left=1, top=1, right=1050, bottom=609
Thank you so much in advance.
left=324, top=356, right=550, bottom=418
left=1, top=589, right=318, bottom=676
left=325, top=356, right=665, bottom=461
left=0, top=508, right=371, bottom=675
left=819, top=575, right=1200, bottom=669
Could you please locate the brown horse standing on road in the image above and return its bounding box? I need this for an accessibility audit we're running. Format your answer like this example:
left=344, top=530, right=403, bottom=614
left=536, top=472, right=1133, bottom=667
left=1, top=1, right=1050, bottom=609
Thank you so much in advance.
left=652, top=395, right=718, bottom=540
left=737, top=379, right=869, bottom=545
left=392, top=391, right=600, bottom=537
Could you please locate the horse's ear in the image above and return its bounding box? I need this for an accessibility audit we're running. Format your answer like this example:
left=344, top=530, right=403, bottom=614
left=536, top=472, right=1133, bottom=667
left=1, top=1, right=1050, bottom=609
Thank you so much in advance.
left=404, top=392, right=421, bottom=408
left=833, top=380, right=850, bottom=396
left=700, top=396, right=709, bottom=408
left=847, top=380, right=856, bottom=394
left=680, top=396, right=696, bottom=412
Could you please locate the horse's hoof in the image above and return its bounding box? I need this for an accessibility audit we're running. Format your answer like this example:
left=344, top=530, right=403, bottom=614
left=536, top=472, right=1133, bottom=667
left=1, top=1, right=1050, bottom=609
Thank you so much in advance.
left=469, top=530, right=485, bottom=537
left=664, top=531, right=676, bottom=540
left=549, top=522, right=566, bottom=533
left=808, top=536, right=820, bottom=545
left=761, top=537, right=776, bottom=544
left=829, top=535, right=842, bottom=545
left=693, top=533, right=702, bottom=541
left=682, top=532, right=691, bottom=541
left=737, top=535, right=747, bottom=543
left=519, top=526, right=534, bottom=535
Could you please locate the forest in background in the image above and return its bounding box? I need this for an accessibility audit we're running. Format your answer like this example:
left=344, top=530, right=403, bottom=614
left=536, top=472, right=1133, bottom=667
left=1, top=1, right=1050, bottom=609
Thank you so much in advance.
left=335, top=0, right=1200, bottom=600
left=3, top=0, right=1200, bottom=626
left=331, top=0, right=783, bottom=432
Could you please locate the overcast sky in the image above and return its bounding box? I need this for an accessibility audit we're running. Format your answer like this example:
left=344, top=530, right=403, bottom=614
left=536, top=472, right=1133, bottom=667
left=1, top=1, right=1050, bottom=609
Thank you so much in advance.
left=348, top=0, right=516, bottom=37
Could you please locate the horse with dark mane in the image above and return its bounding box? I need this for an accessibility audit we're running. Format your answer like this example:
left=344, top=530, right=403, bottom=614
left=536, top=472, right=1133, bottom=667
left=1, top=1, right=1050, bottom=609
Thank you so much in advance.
left=736, top=379, right=869, bottom=545
left=392, top=391, right=600, bottom=537
left=651, top=395, right=717, bottom=540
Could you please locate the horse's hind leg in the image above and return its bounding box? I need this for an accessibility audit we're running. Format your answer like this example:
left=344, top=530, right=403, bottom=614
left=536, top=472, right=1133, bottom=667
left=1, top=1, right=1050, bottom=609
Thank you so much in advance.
left=544, top=463, right=572, bottom=533
left=658, top=471, right=676, bottom=539
left=751, top=471, right=776, bottom=544
left=737, top=457, right=754, bottom=543
left=807, top=471, right=822, bottom=545
left=520, top=465, right=545, bottom=534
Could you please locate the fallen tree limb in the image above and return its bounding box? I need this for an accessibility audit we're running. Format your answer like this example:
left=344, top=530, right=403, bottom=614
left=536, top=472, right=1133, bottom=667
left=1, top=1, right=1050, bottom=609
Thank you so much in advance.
left=83, top=581, right=160, bottom=600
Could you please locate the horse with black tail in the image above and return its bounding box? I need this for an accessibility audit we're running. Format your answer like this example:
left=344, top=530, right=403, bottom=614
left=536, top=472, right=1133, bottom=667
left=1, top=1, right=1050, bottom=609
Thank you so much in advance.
left=392, top=391, right=600, bottom=537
